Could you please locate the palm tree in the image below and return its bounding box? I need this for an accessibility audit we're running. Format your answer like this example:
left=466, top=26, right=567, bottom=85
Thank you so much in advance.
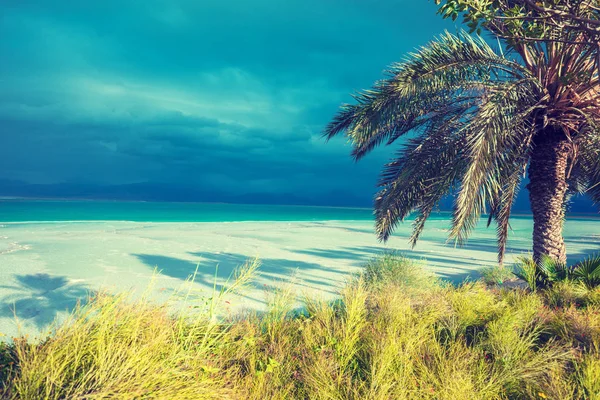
left=325, top=32, right=600, bottom=264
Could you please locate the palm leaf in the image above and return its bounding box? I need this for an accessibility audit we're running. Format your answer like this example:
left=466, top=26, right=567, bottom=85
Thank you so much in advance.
left=324, top=31, right=528, bottom=161
left=537, top=254, right=568, bottom=282
left=575, top=133, right=600, bottom=207
left=512, top=256, right=539, bottom=291
left=489, top=121, right=535, bottom=264
left=374, top=115, right=468, bottom=242
left=450, top=79, right=539, bottom=245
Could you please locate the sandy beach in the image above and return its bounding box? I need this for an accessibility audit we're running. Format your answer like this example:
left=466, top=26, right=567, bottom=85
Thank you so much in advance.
left=0, top=217, right=599, bottom=340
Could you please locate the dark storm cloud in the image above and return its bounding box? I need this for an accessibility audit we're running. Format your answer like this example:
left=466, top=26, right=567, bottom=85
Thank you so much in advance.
left=0, top=0, right=455, bottom=203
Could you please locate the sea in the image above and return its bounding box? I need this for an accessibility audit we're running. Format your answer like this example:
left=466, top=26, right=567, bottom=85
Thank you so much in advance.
left=0, top=199, right=377, bottom=222
left=0, top=199, right=598, bottom=225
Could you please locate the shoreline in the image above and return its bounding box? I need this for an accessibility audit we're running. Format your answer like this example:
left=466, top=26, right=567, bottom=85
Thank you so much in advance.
left=0, top=219, right=374, bottom=225
left=1, top=214, right=599, bottom=225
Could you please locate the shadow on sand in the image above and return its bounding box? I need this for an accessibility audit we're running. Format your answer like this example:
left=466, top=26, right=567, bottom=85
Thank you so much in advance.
left=133, top=244, right=486, bottom=298
left=0, top=274, right=89, bottom=331
left=134, top=252, right=348, bottom=298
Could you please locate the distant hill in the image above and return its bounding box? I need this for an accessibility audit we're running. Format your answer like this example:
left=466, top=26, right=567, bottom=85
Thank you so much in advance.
left=0, top=179, right=371, bottom=208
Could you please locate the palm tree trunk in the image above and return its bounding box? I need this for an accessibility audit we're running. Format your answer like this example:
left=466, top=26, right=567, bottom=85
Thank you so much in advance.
left=527, top=130, right=571, bottom=264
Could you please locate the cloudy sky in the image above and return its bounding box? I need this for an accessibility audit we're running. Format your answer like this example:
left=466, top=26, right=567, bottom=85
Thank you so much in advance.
left=1, top=0, right=456, bottom=205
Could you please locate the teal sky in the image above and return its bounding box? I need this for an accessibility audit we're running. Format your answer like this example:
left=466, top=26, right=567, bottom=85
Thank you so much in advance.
left=1, top=1, right=457, bottom=205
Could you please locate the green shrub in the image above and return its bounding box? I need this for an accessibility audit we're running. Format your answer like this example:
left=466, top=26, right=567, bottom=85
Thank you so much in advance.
left=479, top=264, right=515, bottom=286
left=363, top=252, right=439, bottom=290
left=541, top=280, right=590, bottom=308
left=0, top=342, right=16, bottom=395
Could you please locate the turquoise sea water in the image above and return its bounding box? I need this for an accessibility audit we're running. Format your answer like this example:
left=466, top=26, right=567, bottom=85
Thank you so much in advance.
left=1, top=199, right=598, bottom=223
left=0, top=200, right=378, bottom=222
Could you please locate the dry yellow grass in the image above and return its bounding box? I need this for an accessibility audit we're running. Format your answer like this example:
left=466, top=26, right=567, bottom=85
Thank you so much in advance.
left=1, top=254, right=599, bottom=399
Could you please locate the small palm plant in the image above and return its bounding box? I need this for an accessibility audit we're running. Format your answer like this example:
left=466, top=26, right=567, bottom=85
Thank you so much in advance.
left=325, top=31, right=600, bottom=265
left=513, top=255, right=567, bottom=290
left=571, top=254, right=600, bottom=289
left=514, top=253, right=600, bottom=290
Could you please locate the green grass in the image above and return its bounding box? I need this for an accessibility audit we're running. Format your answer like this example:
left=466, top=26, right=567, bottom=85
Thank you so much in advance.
left=1, top=254, right=600, bottom=399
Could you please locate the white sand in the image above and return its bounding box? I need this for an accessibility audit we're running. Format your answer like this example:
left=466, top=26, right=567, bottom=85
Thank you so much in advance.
left=0, top=218, right=598, bottom=340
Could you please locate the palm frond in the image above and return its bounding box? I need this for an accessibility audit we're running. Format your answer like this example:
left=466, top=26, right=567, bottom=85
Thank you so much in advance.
left=490, top=120, right=535, bottom=264
left=494, top=168, right=525, bottom=264
left=512, top=256, right=540, bottom=291
left=574, top=132, right=600, bottom=208
left=374, top=116, right=467, bottom=242
left=340, top=32, right=540, bottom=248
left=449, top=79, right=539, bottom=245
left=324, top=31, right=528, bottom=160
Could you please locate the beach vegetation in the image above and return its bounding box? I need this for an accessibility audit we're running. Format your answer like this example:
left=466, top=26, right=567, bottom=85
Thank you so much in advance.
left=479, top=264, right=516, bottom=286
left=0, top=254, right=599, bottom=399
left=481, top=253, right=600, bottom=292
left=513, top=253, right=600, bottom=291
